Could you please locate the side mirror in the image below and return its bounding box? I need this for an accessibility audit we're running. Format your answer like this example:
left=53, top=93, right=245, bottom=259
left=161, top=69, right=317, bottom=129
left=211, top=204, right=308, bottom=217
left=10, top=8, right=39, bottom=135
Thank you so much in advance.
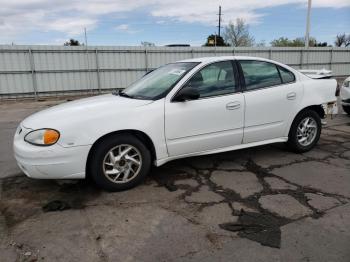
left=173, top=86, right=200, bottom=102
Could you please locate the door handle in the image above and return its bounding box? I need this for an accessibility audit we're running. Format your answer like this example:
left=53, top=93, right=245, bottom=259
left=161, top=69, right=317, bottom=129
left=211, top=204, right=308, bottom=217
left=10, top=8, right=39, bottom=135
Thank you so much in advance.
left=226, top=102, right=241, bottom=110
left=287, top=92, right=296, bottom=100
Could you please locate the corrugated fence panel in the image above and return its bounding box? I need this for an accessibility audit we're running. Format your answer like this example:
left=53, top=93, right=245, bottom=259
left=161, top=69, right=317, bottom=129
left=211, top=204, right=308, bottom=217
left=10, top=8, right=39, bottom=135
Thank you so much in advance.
left=0, top=50, right=31, bottom=72
left=100, top=71, right=144, bottom=90
left=35, top=72, right=98, bottom=93
left=272, top=49, right=302, bottom=66
left=333, top=50, right=350, bottom=63
left=332, top=64, right=350, bottom=76
left=0, top=45, right=349, bottom=99
left=33, top=51, right=96, bottom=71
left=0, top=74, right=33, bottom=94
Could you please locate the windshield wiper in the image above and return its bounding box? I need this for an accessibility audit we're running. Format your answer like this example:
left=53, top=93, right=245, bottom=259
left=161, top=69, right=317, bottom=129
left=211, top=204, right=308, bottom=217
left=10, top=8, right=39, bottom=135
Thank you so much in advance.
left=118, top=90, right=134, bottom=99
left=114, top=89, right=151, bottom=100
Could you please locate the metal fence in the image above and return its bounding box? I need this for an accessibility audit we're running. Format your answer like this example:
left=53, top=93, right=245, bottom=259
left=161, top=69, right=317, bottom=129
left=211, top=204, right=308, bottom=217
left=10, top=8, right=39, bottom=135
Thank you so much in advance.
left=0, top=45, right=349, bottom=99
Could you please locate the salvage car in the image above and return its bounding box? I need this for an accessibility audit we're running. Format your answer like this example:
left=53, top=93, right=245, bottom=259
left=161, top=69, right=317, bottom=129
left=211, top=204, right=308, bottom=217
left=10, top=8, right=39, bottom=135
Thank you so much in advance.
left=340, top=76, right=350, bottom=115
left=14, top=56, right=338, bottom=191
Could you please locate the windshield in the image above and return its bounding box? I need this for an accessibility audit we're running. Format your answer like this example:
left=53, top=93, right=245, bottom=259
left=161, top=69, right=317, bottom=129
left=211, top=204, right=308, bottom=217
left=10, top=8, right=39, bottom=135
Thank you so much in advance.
left=119, top=62, right=199, bottom=100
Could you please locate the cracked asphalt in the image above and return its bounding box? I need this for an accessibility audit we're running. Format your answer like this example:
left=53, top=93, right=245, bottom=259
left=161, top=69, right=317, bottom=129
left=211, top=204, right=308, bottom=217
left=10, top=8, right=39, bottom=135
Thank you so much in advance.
left=0, top=99, right=350, bottom=262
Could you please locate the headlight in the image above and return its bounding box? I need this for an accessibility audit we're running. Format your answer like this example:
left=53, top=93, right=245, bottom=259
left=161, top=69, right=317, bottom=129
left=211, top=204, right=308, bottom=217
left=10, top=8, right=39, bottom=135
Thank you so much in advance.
left=24, top=129, right=60, bottom=146
left=343, top=81, right=349, bottom=88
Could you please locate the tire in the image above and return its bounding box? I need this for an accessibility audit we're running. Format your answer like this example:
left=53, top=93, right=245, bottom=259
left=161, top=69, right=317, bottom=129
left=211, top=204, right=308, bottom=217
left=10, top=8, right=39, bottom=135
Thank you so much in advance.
left=287, top=110, right=321, bottom=153
left=88, top=134, right=151, bottom=191
left=342, top=105, right=350, bottom=115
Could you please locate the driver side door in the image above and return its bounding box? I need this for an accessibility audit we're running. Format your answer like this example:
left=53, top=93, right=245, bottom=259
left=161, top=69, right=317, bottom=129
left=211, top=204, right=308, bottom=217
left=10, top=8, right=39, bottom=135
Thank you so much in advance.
left=165, top=60, right=245, bottom=157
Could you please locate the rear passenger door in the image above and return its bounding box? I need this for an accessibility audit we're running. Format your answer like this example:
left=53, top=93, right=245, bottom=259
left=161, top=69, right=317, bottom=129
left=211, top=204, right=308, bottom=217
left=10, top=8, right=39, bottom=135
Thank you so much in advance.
left=238, top=60, right=302, bottom=143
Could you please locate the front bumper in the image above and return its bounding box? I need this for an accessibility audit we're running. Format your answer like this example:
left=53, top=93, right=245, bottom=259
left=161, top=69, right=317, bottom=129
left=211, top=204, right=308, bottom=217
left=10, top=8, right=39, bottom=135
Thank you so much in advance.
left=341, top=99, right=350, bottom=107
left=13, top=125, right=91, bottom=179
left=340, top=86, right=350, bottom=106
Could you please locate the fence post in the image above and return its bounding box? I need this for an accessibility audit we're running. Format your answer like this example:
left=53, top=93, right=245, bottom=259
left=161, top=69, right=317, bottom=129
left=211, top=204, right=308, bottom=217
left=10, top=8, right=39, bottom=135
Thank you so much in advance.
left=300, top=49, right=304, bottom=69
left=305, top=48, right=310, bottom=69
left=85, top=47, right=93, bottom=94
left=329, top=48, right=333, bottom=71
left=28, top=48, right=38, bottom=100
left=269, top=48, right=272, bottom=60
left=144, top=48, right=148, bottom=73
left=95, top=49, right=101, bottom=93
left=191, top=48, right=194, bottom=58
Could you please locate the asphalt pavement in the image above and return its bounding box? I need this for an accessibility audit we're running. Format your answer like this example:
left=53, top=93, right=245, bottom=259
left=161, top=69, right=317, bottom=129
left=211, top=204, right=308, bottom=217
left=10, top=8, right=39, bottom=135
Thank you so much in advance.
left=0, top=98, right=349, bottom=262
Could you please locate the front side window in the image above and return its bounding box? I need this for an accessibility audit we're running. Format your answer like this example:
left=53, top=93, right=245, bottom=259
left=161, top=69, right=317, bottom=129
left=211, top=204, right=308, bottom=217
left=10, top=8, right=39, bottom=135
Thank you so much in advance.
left=240, top=60, right=282, bottom=91
left=120, top=62, right=198, bottom=100
left=184, top=61, right=237, bottom=98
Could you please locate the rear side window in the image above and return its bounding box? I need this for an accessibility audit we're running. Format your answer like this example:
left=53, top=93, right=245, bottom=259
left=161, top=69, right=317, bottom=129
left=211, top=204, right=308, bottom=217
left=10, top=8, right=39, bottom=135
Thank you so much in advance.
left=278, top=66, right=295, bottom=84
left=240, top=60, right=282, bottom=91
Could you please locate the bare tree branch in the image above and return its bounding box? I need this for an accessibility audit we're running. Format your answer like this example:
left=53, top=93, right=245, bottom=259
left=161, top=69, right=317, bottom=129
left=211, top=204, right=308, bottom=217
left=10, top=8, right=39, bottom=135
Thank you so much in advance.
left=334, top=33, right=350, bottom=47
left=224, top=18, right=255, bottom=47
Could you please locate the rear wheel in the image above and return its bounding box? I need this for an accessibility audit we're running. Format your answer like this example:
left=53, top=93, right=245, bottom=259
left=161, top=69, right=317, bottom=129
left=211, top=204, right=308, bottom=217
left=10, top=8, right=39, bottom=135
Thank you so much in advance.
left=287, top=110, right=321, bottom=153
left=342, top=105, right=350, bottom=115
left=88, top=134, right=151, bottom=191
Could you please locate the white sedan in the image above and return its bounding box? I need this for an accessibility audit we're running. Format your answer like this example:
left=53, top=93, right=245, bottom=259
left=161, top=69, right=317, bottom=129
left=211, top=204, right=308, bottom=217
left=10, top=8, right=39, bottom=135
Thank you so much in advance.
left=340, top=76, right=350, bottom=115
left=14, top=56, right=337, bottom=191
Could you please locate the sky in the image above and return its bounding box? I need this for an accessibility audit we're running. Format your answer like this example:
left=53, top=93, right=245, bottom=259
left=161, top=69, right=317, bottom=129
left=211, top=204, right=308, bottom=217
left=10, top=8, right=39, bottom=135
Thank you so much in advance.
left=0, top=0, right=349, bottom=46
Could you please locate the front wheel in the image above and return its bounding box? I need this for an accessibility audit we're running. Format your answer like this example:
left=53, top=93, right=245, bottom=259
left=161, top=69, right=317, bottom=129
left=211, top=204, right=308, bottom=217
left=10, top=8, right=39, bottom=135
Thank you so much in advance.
left=88, top=134, right=151, bottom=191
left=342, top=105, right=350, bottom=115
left=287, top=110, right=321, bottom=153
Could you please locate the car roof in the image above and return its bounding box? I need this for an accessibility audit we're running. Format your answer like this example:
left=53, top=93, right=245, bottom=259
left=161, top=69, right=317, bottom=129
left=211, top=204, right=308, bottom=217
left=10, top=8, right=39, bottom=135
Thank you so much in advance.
left=177, top=55, right=303, bottom=80
left=178, top=56, right=273, bottom=63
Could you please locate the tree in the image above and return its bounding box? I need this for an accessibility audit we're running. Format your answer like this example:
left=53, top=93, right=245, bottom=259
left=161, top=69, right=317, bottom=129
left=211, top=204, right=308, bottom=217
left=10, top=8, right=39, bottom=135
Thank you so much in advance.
left=270, top=37, right=328, bottom=47
left=271, top=37, right=304, bottom=47
left=255, top=40, right=266, bottom=47
left=335, top=33, right=350, bottom=47
left=223, top=18, right=254, bottom=47
left=271, top=37, right=291, bottom=47
left=314, top=41, right=328, bottom=47
left=64, top=39, right=82, bottom=46
left=204, top=34, right=228, bottom=46
left=141, top=41, right=155, bottom=47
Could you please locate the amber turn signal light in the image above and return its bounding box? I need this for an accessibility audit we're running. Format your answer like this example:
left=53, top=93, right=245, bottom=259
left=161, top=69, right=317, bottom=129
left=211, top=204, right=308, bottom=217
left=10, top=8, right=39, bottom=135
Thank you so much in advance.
left=43, top=129, right=60, bottom=145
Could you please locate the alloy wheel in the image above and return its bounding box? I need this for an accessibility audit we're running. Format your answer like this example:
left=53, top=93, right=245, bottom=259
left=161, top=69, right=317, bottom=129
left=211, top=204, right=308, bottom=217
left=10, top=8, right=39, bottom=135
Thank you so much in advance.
left=102, top=144, right=142, bottom=184
left=297, top=117, right=318, bottom=147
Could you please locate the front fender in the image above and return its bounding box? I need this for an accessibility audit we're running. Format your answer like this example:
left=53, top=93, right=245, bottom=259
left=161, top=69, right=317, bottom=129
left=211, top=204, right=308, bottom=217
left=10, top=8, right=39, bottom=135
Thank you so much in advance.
left=57, top=99, right=168, bottom=160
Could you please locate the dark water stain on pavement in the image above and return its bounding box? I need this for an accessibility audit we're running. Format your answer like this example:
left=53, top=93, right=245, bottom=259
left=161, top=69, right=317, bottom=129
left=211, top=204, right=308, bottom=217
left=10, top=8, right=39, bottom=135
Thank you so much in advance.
left=0, top=176, right=101, bottom=228
left=42, top=200, right=71, bottom=212
left=220, top=211, right=290, bottom=248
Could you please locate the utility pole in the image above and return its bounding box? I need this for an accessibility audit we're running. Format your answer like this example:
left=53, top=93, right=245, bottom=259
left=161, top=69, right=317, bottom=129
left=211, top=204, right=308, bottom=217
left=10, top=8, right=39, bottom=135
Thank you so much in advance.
left=305, top=0, right=312, bottom=48
left=217, top=6, right=222, bottom=37
left=84, top=27, right=88, bottom=46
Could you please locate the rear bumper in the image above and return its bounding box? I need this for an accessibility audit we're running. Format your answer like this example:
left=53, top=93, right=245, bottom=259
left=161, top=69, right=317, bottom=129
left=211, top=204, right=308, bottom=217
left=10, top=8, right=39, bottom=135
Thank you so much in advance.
left=14, top=125, right=91, bottom=179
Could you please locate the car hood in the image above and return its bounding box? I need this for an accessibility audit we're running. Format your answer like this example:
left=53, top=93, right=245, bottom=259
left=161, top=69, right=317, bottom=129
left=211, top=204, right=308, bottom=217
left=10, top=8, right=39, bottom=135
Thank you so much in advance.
left=22, top=94, right=153, bottom=129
